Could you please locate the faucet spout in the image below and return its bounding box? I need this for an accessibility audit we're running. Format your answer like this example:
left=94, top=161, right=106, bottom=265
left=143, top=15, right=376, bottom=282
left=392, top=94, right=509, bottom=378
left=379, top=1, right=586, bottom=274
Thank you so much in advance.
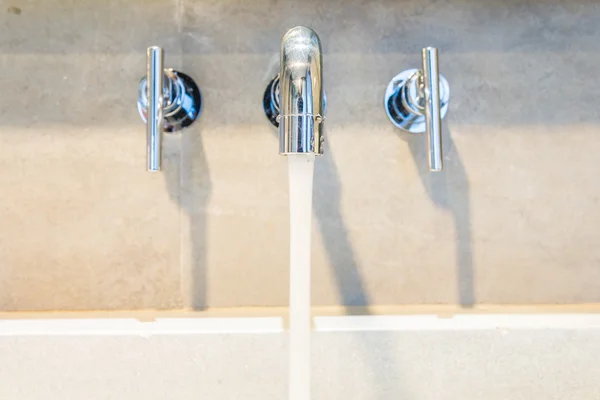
left=279, top=26, right=324, bottom=155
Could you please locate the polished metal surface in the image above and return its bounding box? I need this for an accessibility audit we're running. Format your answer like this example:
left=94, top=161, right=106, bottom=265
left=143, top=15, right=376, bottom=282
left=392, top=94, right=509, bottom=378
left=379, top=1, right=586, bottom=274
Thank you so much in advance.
left=263, top=74, right=280, bottom=127
left=145, top=47, right=163, bottom=172
left=137, top=46, right=202, bottom=172
left=422, top=48, right=443, bottom=171
left=263, top=26, right=325, bottom=155
left=384, top=47, right=449, bottom=171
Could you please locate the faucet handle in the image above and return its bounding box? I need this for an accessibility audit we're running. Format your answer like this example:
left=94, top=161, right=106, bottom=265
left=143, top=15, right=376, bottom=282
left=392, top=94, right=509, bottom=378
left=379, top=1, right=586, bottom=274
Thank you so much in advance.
left=384, top=47, right=450, bottom=172
left=421, top=47, right=443, bottom=171
left=137, top=46, right=202, bottom=172
left=145, top=46, right=164, bottom=171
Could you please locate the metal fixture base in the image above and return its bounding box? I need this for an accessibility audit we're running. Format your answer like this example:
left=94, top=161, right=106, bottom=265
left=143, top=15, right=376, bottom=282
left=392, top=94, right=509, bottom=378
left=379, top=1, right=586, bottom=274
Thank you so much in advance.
left=384, top=69, right=449, bottom=133
left=263, top=74, right=327, bottom=128
left=263, top=75, right=281, bottom=127
left=138, top=69, right=202, bottom=133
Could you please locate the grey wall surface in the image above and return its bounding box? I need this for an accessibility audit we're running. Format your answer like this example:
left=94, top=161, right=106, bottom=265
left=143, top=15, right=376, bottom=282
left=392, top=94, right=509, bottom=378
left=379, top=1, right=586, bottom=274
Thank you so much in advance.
left=1, top=0, right=600, bottom=310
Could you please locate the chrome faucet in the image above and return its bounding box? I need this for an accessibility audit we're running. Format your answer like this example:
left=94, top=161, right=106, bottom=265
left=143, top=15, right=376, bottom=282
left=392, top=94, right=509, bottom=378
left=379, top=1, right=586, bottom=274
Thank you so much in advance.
left=263, top=26, right=325, bottom=155
left=137, top=46, right=202, bottom=172
left=384, top=47, right=450, bottom=171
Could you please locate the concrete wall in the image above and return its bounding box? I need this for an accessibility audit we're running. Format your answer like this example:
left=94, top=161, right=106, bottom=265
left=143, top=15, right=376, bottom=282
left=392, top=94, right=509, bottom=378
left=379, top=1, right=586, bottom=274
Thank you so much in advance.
left=2, top=0, right=600, bottom=310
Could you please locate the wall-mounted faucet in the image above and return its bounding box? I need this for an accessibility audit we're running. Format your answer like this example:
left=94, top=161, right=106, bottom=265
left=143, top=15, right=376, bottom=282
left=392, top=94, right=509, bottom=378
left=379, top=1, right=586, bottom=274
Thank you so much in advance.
left=263, top=26, right=325, bottom=155
left=262, top=26, right=325, bottom=400
left=384, top=47, right=449, bottom=171
left=137, top=46, right=202, bottom=172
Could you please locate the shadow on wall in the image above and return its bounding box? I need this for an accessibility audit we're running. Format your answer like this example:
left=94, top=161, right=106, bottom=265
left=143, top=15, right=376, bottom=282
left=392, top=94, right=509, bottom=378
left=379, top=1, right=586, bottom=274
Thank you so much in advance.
left=160, top=125, right=212, bottom=311
left=404, top=126, right=474, bottom=307
left=310, top=122, right=469, bottom=397
left=164, top=130, right=212, bottom=310
left=182, top=130, right=212, bottom=310
left=314, top=125, right=474, bottom=308
left=280, top=139, right=410, bottom=399
left=313, top=150, right=370, bottom=308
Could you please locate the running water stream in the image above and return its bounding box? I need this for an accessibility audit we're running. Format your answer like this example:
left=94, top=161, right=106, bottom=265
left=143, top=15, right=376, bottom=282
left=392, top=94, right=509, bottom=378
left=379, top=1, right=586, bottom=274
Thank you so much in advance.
left=287, top=153, right=316, bottom=400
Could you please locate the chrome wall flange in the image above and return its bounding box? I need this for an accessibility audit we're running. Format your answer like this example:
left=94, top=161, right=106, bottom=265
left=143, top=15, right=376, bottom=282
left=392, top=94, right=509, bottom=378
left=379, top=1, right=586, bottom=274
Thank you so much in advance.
left=384, top=69, right=449, bottom=133
left=263, top=74, right=281, bottom=127
left=384, top=47, right=450, bottom=171
left=137, top=47, right=202, bottom=171
left=138, top=69, right=202, bottom=133
left=263, top=74, right=327, bottom=128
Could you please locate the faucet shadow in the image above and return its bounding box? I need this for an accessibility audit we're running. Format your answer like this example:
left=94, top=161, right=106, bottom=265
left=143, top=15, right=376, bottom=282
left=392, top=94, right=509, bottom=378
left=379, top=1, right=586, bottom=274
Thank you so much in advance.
left=314, top=146, right=407, bottom=398
left=186, top=134, right=212, bottom=310
left=313, top=150, right=370, bottom=309
left=403, top=126, right=474, bottom=307
left=265, top=117, right=405, bottom=395
left=164, top=131, right=211, bottom=310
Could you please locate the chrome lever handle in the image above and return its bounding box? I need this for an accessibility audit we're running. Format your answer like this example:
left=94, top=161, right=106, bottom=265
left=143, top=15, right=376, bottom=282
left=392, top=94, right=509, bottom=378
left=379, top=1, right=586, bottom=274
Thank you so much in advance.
left=146, top=47, right=164, bottom=172
left=422, top=47, right=443, bottom=171
left=384, top=47, right=450, bottom=172
left=137, top=46, right=203, bottom=172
